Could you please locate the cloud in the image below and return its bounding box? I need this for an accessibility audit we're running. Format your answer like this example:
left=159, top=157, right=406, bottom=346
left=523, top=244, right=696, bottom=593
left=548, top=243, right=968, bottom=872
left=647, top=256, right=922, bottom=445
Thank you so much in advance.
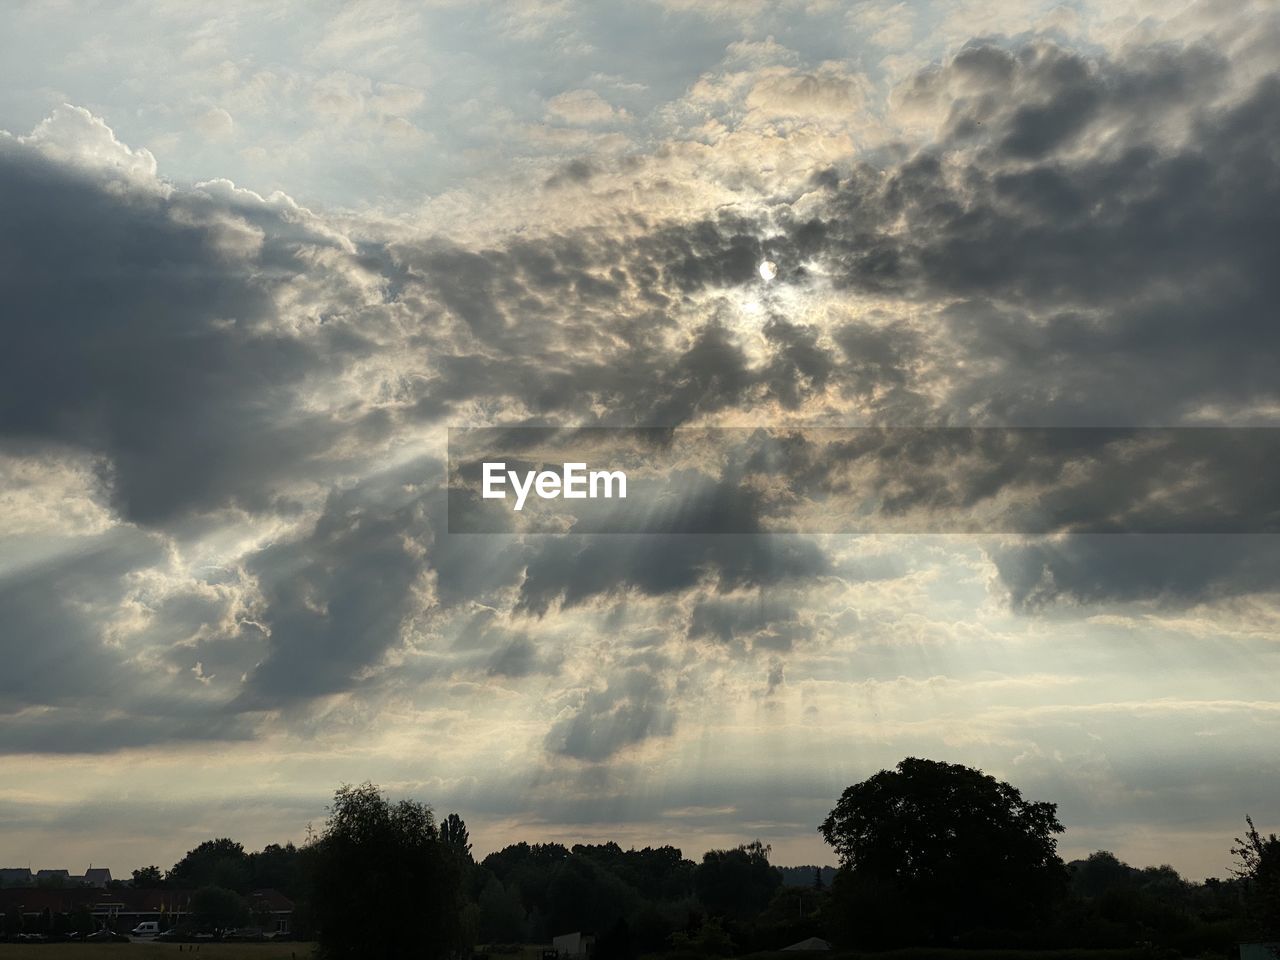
left=195, top=107, right=235, bottom=142
left=0, top=529, right=164, bottom=712
left=516, top=531, right=829, bottom=617
left=745, top=68, right=869, bottom=119
left=989, top=536, right=1280, bottom=611
left=14, top=105, right=159, bottom=184
left=0, top=120, right=388, bottom=526
left=237, top=472, right=434, bottom=706
left=546, top=667, right=675, bottom=761
left=546, top=89, right=628, bottom=125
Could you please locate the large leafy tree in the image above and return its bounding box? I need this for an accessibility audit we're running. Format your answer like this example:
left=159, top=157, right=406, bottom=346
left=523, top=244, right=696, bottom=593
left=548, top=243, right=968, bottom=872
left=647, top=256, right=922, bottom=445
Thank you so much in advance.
left=694, top=840, right=782, bottom=922
left=440, top=813, right=473, bottom=862
left=819, top=757, right=1067, bottom=944
left=309, top=782, right=468, bottom=960
left=249, top=842, right=305, bottom=897
left=131, top=865, right=165, bottom=888
left=1233, top=816, right=1280, bottom=937
left=168, top=839, right=251, bottom=893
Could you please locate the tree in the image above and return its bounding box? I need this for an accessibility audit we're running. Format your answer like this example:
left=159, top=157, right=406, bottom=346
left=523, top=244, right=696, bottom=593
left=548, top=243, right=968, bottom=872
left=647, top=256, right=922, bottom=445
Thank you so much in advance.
left=190, top=885, right=250, bottom=938
left=1233, top=816, right=1280, bottom=937
left=694, top=840, right=782, bottom=921
left=1071, top=850, right=1136, bottom=900
left=249, top=843, right=305, bottom=897
left=309, top=782, right=469, bottom=959
left=169, top=839, right=251, bottom=893
left=131, top=865, right=165, bottom=887
left=481, top=842, right=570, bottom=919
left=819, top=757, right=1067, bottom=944
left=545, top=854, right=637, bottom=937
left=670, top=916, right=735, bottom=956
left=440, top=813, right=472, bottom=862
left=477, top=875, right=526, bottom=943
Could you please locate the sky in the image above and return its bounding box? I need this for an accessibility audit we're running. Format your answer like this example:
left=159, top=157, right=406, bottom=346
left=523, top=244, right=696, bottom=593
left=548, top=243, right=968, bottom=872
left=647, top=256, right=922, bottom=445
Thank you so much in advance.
left=1, top=0, right=1278, bottom=881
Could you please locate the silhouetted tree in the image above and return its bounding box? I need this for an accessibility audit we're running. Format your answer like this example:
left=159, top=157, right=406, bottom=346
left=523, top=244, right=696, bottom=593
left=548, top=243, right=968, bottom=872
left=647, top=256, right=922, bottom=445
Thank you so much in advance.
left=545, top=854, right=637, bottom=937
left=169, top=839, right=251, bottom=893
left=1233, top=816, right=1280, bottom=936
left=440, top=813, right=472, bottom=862
left=191, top=885, right=250, bottom=938
left=477, top=875, right=526, bottom=943
left=309, top=782, right=468, bottom=959
left=1071, top=851, right=1131, bottom=898
left=670, top=916, right=735, bottom=956
left=131, top=865, right=165, bottom=887
left=820, top=757, right=1067, bottom=944
left=694, top=840, right=782, bottom=921
left=249, top=842, right=304, bottom=897
left=481, top=842, right=570, bottom=918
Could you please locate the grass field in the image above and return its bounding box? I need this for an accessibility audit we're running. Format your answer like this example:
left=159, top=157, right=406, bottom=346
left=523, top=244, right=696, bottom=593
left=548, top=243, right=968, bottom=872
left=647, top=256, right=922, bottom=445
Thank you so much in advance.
left=0, top=945, right=1168, bottom=960
left=0, top=946, right=312, bottom=960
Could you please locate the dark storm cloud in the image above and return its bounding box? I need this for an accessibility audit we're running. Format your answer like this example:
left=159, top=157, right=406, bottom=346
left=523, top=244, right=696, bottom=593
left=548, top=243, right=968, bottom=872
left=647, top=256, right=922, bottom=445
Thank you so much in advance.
left=749, top=40, right=1280, bottom=605
left=990, top=535, right=1280, bottom=611
left=0, top=529, right=163, bottom=711
left=0, top=146, right=371, bottom=526
left=688, top=595, right=801, bottom=645
left=517, top=532, right=829, bottom=617
left=453, top=426, right=1280, bottom=536
left=447, top=608, right=562, bottom=678
left=238, top=469, right=434, bottom=705
left=487, top=635, right=551, bottom=678
left=394, top=217, right=851, bottom=426
left=0, top=527, right=262, bottom=753
left=447, top=51, right=1280, bottom=594
left=814, top=42, right=1280, bottom=426
left=545, top=667, right=675, bottom=762
left=0, top=709, right=256, bottom=755
left=396, top=41, right=1280, bottom=443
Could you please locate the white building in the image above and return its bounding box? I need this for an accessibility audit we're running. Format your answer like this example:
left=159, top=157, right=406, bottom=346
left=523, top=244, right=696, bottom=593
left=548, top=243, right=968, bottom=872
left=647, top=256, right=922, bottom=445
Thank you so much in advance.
left=551, top=931, right=595, bottom=958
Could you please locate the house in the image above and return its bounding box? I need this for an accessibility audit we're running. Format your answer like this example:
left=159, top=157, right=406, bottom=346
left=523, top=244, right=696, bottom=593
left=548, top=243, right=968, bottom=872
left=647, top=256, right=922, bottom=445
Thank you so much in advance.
left=551, top=931, right=595, bottom=957
left=0, top=869, right=33, bottom=888
left=247, top=888, right=295, bottom=934
left=83, top=868, right=112, bottom=888
left=24, top=867, right=112, bottom=888
left=781, top=936, right=832, bottom=951
left=0, top=887, right=293, bottom=933
left=0, top=886, right=102, bottom=921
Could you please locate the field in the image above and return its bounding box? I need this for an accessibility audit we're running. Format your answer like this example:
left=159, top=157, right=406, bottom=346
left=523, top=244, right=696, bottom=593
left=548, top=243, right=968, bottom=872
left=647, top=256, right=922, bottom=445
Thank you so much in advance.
left=0, top=946, right=1166, bottom=960
left=0, top=946, right=310, bottom=960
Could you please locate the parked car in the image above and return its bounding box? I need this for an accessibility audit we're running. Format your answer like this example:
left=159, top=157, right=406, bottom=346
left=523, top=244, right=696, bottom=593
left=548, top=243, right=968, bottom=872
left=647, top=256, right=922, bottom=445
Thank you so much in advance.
left=131, top=921, right=160, bottom=937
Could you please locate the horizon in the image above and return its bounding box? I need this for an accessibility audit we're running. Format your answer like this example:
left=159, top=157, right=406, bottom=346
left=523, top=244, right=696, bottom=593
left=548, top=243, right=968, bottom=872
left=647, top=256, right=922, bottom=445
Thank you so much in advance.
left=0, top=772, right=1254, bottom=884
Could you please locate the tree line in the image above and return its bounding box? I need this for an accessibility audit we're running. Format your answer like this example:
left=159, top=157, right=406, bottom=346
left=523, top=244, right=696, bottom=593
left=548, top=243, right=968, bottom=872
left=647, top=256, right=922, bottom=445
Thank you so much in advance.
left=6, top=758, right=1276, bottom=957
